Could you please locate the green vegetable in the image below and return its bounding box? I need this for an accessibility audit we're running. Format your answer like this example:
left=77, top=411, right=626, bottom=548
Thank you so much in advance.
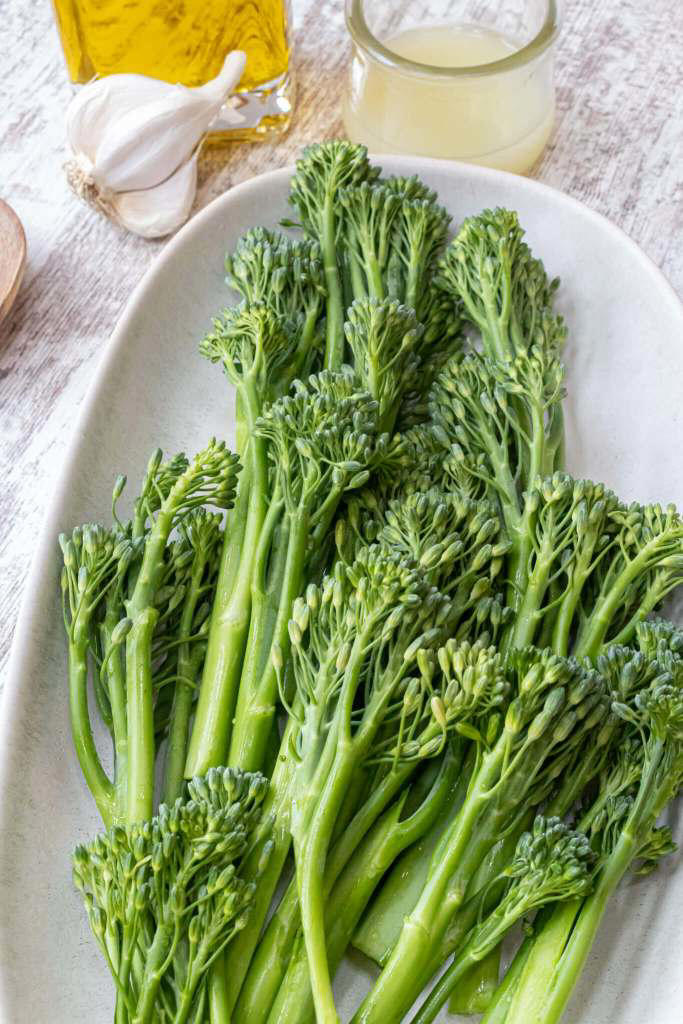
left=486, top=622, right=683, bottom=1024
left=73, top=768, right=271, bottom=1024
left=351, top=650, right=610, bottom=1024
left=60, top=141, right=683, bottom=1024
left=409, top=816, right=595, bottom=1024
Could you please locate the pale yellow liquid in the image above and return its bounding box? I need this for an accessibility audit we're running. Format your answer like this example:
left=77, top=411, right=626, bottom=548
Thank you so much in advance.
left=388, top=23, right=518, bottom=66
left=343, top=23, right=555, bottom=174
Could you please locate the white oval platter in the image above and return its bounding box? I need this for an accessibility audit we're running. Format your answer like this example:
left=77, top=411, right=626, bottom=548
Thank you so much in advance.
left=1, top=156, right=682, bottom=1024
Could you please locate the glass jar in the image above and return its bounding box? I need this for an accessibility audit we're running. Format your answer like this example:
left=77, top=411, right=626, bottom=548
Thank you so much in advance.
left=343, top=0, right=559, bottom=174
left=51, top=0, right=294, bottom=139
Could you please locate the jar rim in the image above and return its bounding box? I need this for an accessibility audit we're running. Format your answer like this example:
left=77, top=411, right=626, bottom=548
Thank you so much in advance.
left=345, top=0, right=560, bottom=78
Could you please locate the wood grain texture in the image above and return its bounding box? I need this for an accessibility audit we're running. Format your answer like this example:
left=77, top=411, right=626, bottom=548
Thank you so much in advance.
left=0, top=199, right=26, bottom=326
left=0, top=0, right=682, bottom=683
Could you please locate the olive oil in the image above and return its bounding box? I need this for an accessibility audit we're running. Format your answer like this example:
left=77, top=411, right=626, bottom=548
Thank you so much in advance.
left=52, top=0, right=293, bottom=137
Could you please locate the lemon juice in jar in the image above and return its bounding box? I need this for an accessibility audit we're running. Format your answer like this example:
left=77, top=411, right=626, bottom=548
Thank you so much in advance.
left=343, top=0, right=559, bottom=174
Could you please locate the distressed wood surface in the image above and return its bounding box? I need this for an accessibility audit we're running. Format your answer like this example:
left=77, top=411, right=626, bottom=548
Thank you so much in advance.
left=0, top=0, right=682, bottom=682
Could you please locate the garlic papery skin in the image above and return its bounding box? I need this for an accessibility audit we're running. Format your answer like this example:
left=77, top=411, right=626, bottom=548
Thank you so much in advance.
left=66, top=75, right=173, bottom=165
left=109, top=153, right=198, bottom=239
left=65, top=51, right=246, bottom=237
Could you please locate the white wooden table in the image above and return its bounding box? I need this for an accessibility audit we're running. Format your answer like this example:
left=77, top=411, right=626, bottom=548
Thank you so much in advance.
left=1, top=0, right=682, bottom=683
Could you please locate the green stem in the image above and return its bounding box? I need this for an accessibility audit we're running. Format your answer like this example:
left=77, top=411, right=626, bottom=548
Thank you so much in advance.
left=125, top=607, right=158, bottom=824
left=510, top=534, right=554, bottom=650
left=295, top=741, right=355, bottom=1023
left=294, top=634, right=374, bottom=1024
left=66, top=635, right=113, bottom=826
left=353, top=748, right=474, bottom=966
left=232, top=492, right=285, bottom=713
left=228, top=508, right=309, bottom=772
left=322, top=192, right=344, bottom=370
left=162, top=546, right=209, bottom=805
left=411, top=887, right=541, bottom=1024
left=351, top=747, right=505, bottom=1024
left=100, top=603, right=128, bottom=823
left=162, top=642, right=204, bottom=807
left=500, top=900, right=581, bottom=1024
left=481, top=277, right=513, bottom=363
left=326, top=761, right=416, bottom=883
left=208, top=963, right=232, bottom=1024
left=235, top=762, right=417, bottom=1024
left=115, top=929, right=136, bottom=1024
left=365, top=250, right=385, bottom=300
left=131, top=923, right=173, bottom=1024
left=448, top=944, right=501, bottom=1016
left=268, top=753, right=460, bottom=1024
left=221, top=721, right=299, bottom=1013
left=185, top=386, right=268, bottom=776
left=574, top=539, right=663, bottom=659
left=218, top=457, right=252, bottom=603
left=529, top=831, right=636, bottom=1024
left=479, top=930, right=535, bottom=1024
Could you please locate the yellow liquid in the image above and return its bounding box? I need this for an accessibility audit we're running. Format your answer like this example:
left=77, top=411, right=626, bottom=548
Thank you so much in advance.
left=388, top=23, right=518, bottom=66
left=343, top=23, right=555, bottom=174
left=52, top=0, right=290, bottom=91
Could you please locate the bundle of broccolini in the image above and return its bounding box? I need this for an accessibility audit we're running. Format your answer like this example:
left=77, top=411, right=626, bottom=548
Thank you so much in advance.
left=60, top=141, right=683, bottom=1024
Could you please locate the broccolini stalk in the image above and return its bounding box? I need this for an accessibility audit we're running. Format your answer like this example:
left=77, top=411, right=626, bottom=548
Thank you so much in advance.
left=290, top=552, right=510, bottom=1024
left=225, top=227, right=327, bottom=380
left=187, top=308, right=297, bottom=776
left=410, top=817, right=594, bottom=1024
left=351, top=649, right=610, bottom=1024
left=477, top=629, right=678, bottom=1022
left=436, top=207, right=564, bottom=365
left=161, top=510, right=223, bottom=806
left=123, top=442, right=239, bottom=823
left=61, top=443, right=239, bottom=827
left=61, top=524, right=134, bottom=826
left=227, top=369, right=379, bottom=771
left=501, top=660, right=683, bottom=1024
left=266, top=638, right=508, bottom=1024
left=73, top=768, right=271, bottom=1024
left=433, top=208, right=567, bottom=608
left=344, top=298, right=422, bottom=433
left=432, top=641, right=662, bottom=1017
left=352, top=747, right=476, bottom=967
left=264, top=751, right=461, bottom=1024
left=574, top=501, right=683, bottom=657
left=233, top=488, right=511, bottom=1020
left=288, top=141, right=379, bottom=368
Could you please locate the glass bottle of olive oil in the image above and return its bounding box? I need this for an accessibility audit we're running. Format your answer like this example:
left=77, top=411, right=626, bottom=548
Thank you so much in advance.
left=52, top=0, right=294, bottom=138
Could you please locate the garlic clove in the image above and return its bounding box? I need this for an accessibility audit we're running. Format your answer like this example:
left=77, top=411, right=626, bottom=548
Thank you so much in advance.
left=66, top=75, right=172, bottom=162
left=191, top=50, right=247, bottom=104
left=65, top=51, right=246, bottom=237
left=109, top=153, right=198, bottom=238
left=76, top=51, right=246, bottom=193
left=92, top=90, right=219, bottom=193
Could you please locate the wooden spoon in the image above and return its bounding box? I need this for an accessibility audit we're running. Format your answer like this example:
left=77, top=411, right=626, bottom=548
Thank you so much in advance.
left=0, top=199, right=27, bottom=327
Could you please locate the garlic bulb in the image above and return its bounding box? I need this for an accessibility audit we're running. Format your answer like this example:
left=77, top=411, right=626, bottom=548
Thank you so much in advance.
left=65, top=51, right=246, bottom=238
left=109, top=154, right=199, bottom=240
